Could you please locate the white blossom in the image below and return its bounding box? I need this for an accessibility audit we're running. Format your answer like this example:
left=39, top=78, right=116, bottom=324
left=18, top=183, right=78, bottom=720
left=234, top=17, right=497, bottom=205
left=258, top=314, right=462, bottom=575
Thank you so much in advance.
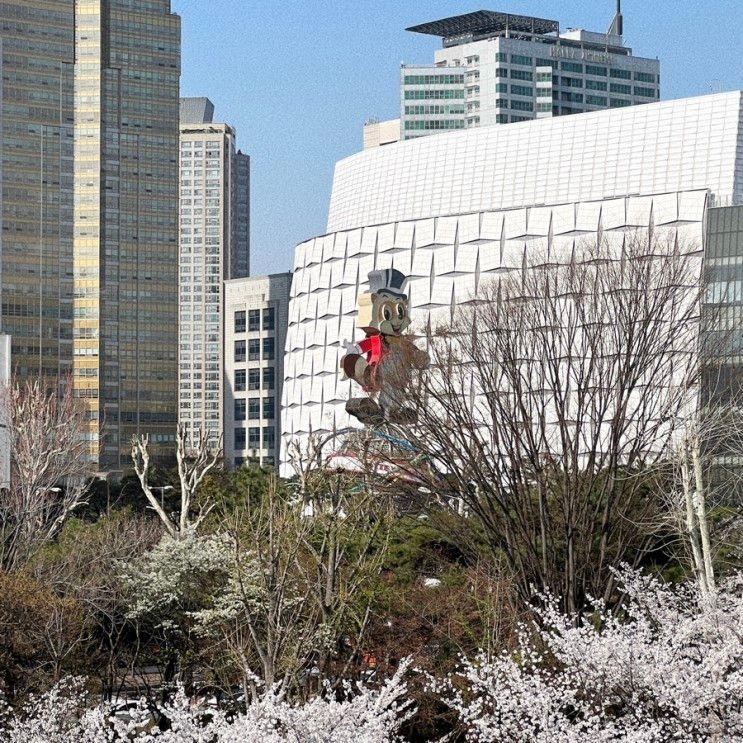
left=433, top=567, right=743, bottom=741
left=1, top=659, right=414, bottom=742
left=118, top=531, right=235, bottom=623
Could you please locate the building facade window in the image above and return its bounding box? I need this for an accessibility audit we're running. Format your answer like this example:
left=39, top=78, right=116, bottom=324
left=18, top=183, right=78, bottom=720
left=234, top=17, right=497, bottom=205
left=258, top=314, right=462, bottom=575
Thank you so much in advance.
left=234, top=340, right=245, bottom=362
left=510, top=69, right=533, bottom=81
left=634, top=71, right=656, bottom=83
left=262, top=337, right=275, bottom=360
left=234, top=310, right=246, bottom=333
left=248, top=427, right=260, bottom=448
left=248, top=338, right=260, bottom=360
left=248, top=309, right=260, bottom=331
left=234, top=399, right=246, bottom=421
left=511, top=85, right=533, bottom=97
left=263, top=367, right=275, bottom=390
left=403, top=74, right=464, bottom=85
left=263, top=396, right=275, bottom=420
left=263, top=426, right=275, bottom=450
left=234, top=427, right=246, bottom=449
left=248, top=398, right=260, bottom=419
left=248, top=368, right=260, bottom=390
left=263, top=307, right=275, bottom=330
left=235, top=369, right=246, bottom=391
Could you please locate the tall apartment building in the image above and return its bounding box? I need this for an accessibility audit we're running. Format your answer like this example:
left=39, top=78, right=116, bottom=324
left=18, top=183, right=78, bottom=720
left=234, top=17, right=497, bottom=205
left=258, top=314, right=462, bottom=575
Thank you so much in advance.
left=73, top=0, right=181, bottom=467
left=400, top=7, right=659, bottom=139
left=0, top=2, right=75, bottom=379
left=178, top=97, right=250, bottom=445
left=224, top=273, right=291, bottom=469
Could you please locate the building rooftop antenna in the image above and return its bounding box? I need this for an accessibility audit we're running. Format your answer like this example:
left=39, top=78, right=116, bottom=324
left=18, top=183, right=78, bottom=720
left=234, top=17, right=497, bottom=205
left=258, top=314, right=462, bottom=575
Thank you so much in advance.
left=607, top=0, right=623, bottom=37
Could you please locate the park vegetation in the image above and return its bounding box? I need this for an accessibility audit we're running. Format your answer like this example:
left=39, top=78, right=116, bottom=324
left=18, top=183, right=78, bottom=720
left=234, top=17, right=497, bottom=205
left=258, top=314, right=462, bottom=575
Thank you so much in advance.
left=0, top=232, right=741, bottom=740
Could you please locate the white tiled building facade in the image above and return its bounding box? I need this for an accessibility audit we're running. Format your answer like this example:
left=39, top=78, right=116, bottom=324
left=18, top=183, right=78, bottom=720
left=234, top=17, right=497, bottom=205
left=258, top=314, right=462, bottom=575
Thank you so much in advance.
left=280, top=92, right=743, bottom=471
left=178, top=98, right=250, bottom=443
left=400, top=10, right=659, bottom=138
left=224, top=274, right=291, bottom=468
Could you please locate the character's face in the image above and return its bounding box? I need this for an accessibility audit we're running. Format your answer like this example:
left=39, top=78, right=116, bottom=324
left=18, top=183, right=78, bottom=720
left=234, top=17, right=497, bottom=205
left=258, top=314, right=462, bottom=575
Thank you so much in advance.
left=374, top=294, right=410, bottom=336
left=357, top=291, right=411, bottom=335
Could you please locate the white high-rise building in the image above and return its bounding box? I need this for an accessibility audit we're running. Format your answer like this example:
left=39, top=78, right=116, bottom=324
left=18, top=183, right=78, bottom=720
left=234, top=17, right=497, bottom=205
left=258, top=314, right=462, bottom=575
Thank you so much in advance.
left=400, top=7, right=659, bottom=138
left=280, top=91, right=743, bottom=471
left=178, top=98, right=250, bottom=443
left=224, top=274, right=291, bottom=469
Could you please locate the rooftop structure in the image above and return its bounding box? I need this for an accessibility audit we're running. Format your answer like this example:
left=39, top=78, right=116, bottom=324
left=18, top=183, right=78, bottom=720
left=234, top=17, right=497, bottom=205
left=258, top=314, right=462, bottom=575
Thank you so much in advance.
left=407, top=10, right=560, bottom=46
left=180, top=96, right=215, bottom=124
left=398, top=5, right=656, bottom=139
left=363, top=118, right=402, bottom=149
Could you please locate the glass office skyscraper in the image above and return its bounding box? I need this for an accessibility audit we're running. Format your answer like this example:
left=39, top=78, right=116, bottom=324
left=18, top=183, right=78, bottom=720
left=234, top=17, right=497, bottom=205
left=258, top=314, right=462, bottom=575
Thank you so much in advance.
left=0, top=1, right=75, bottom=379
left=73, top=0, right=180, bottom=467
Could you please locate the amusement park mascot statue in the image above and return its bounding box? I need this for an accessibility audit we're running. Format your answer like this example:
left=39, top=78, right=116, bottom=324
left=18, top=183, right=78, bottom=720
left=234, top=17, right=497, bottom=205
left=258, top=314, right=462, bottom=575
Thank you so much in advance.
left=341, top=268, right=429, bottom=426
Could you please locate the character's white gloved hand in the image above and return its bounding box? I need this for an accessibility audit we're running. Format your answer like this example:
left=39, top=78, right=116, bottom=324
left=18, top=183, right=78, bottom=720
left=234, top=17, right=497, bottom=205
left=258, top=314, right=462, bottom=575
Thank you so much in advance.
left=342, top=339, right=361, bottom=356
left=340, top=340, right=361, bottom=381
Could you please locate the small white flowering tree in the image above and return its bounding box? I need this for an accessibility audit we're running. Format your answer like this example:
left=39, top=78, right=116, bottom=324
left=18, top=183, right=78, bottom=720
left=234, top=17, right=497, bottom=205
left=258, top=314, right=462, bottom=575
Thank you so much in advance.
left=433, top=566, right=743, bottom=741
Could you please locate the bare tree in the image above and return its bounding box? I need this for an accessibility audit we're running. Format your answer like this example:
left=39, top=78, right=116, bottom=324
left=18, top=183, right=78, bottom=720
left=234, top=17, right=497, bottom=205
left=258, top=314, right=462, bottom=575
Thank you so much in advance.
left=0, top=377, right=91, bottom=571
left=131, top=424, right=222, bottom=538
left=194, top=446, right=393, bottom=698
left=387, top=231, right=703, bottom=613
left=668, top=384, right=743, bottom=602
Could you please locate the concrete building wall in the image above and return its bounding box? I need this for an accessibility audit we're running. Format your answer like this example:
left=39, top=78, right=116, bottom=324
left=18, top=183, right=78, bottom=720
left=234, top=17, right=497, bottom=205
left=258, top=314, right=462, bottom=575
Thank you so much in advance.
left=224, top=273, right=291, bottom=469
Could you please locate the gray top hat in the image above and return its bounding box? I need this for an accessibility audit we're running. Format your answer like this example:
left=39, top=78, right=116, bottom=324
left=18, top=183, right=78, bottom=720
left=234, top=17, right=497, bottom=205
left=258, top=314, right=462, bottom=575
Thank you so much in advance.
left=367, top=268, right=408, bottom=299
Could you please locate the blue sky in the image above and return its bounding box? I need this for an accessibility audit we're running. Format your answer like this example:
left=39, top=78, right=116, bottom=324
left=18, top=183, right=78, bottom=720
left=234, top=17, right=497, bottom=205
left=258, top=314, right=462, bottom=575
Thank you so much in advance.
left=171, top=0, right=743, bottom=275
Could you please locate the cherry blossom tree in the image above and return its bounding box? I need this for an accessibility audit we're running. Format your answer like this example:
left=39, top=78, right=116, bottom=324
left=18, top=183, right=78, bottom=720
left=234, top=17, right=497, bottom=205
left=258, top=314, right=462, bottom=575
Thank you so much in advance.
left=433, top=566, right=743, bottom=741
left=0, top=658, right=414, bottom=742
